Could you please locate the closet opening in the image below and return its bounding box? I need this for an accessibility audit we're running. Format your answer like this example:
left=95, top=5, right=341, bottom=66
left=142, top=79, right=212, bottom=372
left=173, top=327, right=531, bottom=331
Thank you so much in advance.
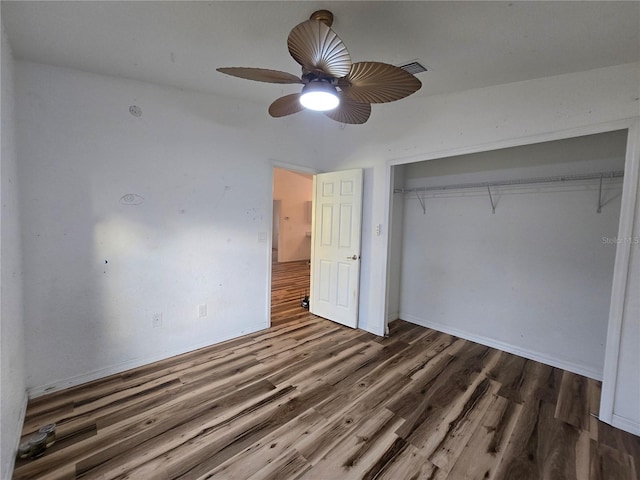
left=388, top=130, right=628, bottom=381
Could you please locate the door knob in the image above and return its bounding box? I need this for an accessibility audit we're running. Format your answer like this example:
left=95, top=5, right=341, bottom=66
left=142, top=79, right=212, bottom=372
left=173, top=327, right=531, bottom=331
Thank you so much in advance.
left=347, top=255, right=359, bottom=260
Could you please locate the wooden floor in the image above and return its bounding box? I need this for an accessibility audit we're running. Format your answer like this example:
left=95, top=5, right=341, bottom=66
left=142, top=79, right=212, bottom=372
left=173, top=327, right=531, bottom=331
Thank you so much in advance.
left=14, top=261, right=640, bottom=479
left=270, top=259, right=310, bottom=327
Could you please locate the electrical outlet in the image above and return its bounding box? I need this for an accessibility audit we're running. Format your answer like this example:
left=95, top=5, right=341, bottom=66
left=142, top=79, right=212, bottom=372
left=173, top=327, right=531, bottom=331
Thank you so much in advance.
left=198, top=304, right=207, bottom=318
left=152, top=313, right=163, bottom=328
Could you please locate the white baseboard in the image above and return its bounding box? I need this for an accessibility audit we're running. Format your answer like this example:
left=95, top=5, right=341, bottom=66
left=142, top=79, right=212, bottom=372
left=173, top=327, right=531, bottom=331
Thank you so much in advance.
left=27, top=321, right=269, bottom=398
left=399, top=313, right=603, bottom=381
left=611, top=414, right=640, bottom=436
left=387, top=312, right=399, bottom=323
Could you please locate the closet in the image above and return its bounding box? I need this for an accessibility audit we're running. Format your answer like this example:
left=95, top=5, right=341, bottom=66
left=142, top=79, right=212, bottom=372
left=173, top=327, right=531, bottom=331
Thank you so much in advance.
left=389, top=130, right=627, bottom=380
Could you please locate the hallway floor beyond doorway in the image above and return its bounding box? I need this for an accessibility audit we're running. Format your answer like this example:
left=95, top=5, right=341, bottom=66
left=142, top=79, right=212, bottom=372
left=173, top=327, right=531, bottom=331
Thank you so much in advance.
left=271, top=260, right=310, bottom=327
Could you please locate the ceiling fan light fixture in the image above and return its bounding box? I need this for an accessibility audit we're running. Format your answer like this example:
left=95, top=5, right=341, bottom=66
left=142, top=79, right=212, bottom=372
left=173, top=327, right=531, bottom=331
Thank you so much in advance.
left=218, top=10, right=422, bottom=124
left=299, top=82, right=339, bottom=111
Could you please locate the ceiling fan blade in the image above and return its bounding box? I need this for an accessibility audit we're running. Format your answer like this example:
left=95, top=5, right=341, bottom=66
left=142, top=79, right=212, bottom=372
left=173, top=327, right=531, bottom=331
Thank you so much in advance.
left=340, top=62, right=422, bottom=104
left=269, top=93, right=304, bottom=118
left=324, top=95, right=371, bottom=125
left=287, top=19, right=351, bottom=78
left=217, top=67, right=302, bottom=84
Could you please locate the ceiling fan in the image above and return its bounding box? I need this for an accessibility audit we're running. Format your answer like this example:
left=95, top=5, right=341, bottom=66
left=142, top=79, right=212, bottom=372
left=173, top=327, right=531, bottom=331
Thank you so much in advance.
left=216, top=10, right=422, bottom=125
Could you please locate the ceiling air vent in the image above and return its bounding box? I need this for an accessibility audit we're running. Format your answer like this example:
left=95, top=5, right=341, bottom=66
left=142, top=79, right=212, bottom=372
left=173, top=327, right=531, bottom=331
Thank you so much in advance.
left=398, top=60, right=428, bottom=75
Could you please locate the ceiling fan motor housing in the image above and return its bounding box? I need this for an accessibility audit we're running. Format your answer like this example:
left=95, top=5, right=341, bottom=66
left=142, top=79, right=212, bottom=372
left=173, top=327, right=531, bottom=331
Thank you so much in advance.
left=309, top=10, right=334, bottom=27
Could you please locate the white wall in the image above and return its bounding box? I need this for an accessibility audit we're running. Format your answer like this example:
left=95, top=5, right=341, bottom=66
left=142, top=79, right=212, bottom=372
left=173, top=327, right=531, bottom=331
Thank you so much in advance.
left=398, top=132, right=626, bottom=379
left=15, top=61, right=314, bottom=395
left=273, top=168, right=312, bottom=262
left=0, top=21, right=27, bottom=479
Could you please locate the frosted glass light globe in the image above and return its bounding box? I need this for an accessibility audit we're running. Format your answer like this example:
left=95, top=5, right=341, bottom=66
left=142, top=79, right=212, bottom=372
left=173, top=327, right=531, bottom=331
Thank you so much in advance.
left=300, top=83, right=340, bottom=111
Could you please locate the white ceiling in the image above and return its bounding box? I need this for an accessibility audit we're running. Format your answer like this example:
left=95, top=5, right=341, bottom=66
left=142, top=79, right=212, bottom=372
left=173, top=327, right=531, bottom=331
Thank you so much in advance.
left=2, top=1, right=639, bottom=105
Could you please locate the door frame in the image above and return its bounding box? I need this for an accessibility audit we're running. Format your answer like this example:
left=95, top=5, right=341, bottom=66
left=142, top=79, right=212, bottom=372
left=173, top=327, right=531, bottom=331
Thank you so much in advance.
left=267, top=161, right=319, bottom=326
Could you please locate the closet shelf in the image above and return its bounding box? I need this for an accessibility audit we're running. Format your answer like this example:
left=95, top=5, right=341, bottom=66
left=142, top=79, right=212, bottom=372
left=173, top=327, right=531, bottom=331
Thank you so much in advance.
left=395, top=170, right=624, bottom=214
left=395, top=170, right=624, bottom=194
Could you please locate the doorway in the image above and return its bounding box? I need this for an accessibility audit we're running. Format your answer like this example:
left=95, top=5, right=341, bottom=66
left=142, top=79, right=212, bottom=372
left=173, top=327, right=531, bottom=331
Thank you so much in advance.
left=270, top=167, right=313, bottom=326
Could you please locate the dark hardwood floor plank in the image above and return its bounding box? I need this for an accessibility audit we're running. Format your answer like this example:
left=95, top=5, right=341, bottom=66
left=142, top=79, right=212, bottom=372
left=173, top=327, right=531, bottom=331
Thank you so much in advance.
left=201, top=408, right=325, bottom=480
left=55, top=376, right=183, bottom=435
left=444, top=392, right=522, bottom=479
left=395, top=347, right=499, bottom=446
left=81, top=383, right=299, bottom=479
left=34, top=464, right=77, bottom=480
left=590, top=441, right=638, bottom=480
left=491, top=353, right=529, bottom=404
left=296, top=371, right=411, bottom=465
left=169, top=384, right=335, bottom=479
left=101, top=384, right=299, bottom=480
left=23, top=401, right=75, bottom=434
left=555, top=370, right=589, bottom=430
left=536, top=401, right=581, bottom=480
left=77, top=379, right=281, bottom=479
left=15, top=379, right=276, bottom=480
left=492, top=362, right=556, bottom=480
left=323, top=339, right=412, bottom=395
left=311, top=357, right=411, bottom=422
left=245, top=449, right=311, bottom=480
left=237, top=335, right=363, bottom=390
left=429, top=378, right=501, bottom=473
left=265, top=338, right=371, bottom=388
left=404, top=352, right=501, bottom=457
left=597, top=418, right=640, bottom=477
left=373, top=442, right=437, bottom=480
left=297, top=409, right=404, bottom=479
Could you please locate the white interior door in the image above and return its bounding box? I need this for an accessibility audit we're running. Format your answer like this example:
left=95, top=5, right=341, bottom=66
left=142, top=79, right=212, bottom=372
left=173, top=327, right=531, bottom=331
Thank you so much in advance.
left=310, top=169, right=363, bottom=328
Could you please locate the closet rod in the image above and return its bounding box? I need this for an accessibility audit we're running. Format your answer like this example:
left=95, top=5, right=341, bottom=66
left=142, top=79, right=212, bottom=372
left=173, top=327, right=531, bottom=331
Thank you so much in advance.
left=394, top=170, right=624, bottom=194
